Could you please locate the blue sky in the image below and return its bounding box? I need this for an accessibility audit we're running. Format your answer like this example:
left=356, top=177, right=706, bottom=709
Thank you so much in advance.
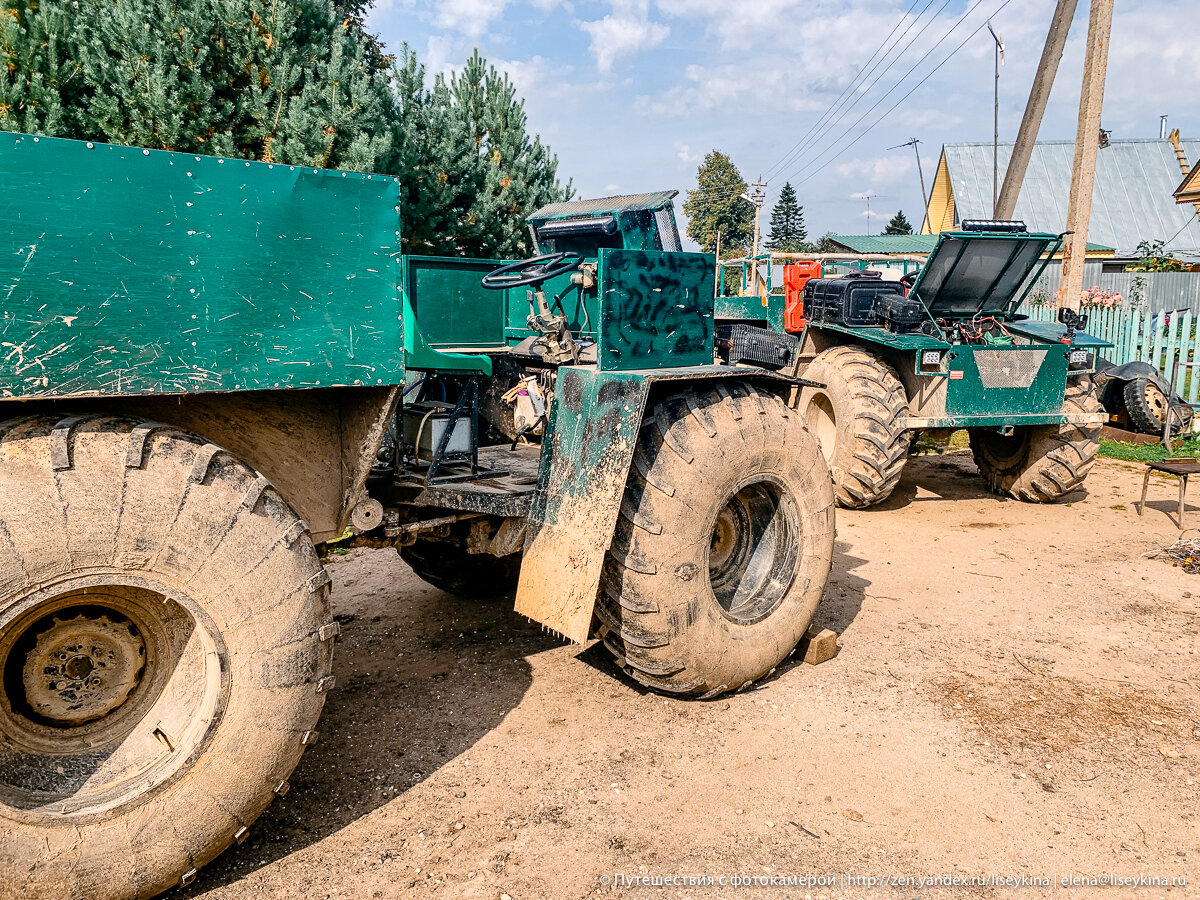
left=367, top=0, right=1196, bottom=246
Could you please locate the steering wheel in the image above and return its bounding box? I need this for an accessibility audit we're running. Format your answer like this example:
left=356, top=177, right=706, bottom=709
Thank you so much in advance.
left=481, top=252, right=584, bottom=290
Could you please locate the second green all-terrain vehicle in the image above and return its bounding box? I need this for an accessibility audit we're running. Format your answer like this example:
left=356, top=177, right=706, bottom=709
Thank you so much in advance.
left=719, top=222, right=1111, bottom=508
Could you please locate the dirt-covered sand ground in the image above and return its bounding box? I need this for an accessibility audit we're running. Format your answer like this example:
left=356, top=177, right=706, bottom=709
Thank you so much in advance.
left=188, top=454, right=1199, bottom=899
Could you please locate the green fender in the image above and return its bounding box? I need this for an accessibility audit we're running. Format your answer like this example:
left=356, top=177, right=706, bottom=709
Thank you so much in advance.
left=514, top=363, right=798, bottom=642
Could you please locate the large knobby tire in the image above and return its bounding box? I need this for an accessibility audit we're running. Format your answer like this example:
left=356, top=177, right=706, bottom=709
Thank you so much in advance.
left=0, top=415, right=336, bottom=900
left=401, top=539, right=521, bottom=596
left=597, top=382, right=835, bottom=698
left=797, top=346, right=911, bottom=508
left=969, top=379, right=1102, bottom=501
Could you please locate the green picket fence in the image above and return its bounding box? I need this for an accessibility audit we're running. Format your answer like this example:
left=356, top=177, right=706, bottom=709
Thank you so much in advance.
left=1026, top=305, right=1198, bottom=402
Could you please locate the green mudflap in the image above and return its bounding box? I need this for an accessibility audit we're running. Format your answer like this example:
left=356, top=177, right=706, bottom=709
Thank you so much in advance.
left=515, top=366, right=649, bottom=642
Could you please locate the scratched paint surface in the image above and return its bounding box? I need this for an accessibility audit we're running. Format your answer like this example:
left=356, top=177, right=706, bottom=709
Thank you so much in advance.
left=0, top=132, right=404, bottom=399
left=514, top=365, right=649, bottom=641
left=596, top=249, right=714, bottom=371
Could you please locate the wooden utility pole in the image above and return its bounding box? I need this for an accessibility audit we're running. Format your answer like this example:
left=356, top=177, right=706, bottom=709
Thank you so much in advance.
left=713, top=231, right=721, bottom=297
left=996, top=0, right=1079, bottom=219
left=748, top=178, right=766, bottom=294
left=1059, top=0, right=1113, bottom=311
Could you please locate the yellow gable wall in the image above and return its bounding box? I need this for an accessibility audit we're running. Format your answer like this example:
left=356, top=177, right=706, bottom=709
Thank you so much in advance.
left=920, top=154, right=955, bottom=234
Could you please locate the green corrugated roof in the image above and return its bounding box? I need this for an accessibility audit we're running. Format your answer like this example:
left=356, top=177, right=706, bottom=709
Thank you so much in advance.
left=829, top=234, right=940, bottom=253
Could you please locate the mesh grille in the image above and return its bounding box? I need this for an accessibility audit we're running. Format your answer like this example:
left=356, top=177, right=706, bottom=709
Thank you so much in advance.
left=655, top=208, right=682, bottom=252
left=974, top=349, right=1048, bottom=388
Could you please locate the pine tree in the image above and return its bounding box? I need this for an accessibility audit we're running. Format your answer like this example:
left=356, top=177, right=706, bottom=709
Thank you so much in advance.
left=393, top=49, right=571, bottom=257
left=885, top=210, right=913, bottom=234
left=765, top=182, right=808, bottom=252
left=2, top=4, right=570, bottom=257
left=683, top=150, right=752, bottom=254
left=0, top=1, right=82, bottom=135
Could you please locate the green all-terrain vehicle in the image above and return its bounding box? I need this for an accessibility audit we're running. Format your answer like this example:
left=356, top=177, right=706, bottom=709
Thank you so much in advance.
left=0, top=134, right=834, bottom=900
left=722, top=222, right=1111, bottom=508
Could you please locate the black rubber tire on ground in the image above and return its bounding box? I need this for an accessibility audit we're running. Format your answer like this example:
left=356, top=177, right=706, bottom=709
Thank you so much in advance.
left=596, top=382, right=836, bottom=698
left=1122, top=376, right=1172, bottom=435
left=796, top=345, right=911, bottom=509
left=969, top=379, right=1103, bottom=502
left=0, top=415, right=335, bottom=900
left=400, top=538, right=521, bottom=596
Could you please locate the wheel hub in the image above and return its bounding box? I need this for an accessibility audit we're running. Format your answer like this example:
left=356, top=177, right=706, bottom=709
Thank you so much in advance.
left=1145, top=382, right=1168, bottom=422
left=22, top=613, right=145, bottom=726
left=707, top=478, right=801, bottom=624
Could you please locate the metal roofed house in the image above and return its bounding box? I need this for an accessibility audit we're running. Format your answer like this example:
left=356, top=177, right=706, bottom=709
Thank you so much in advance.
left=921, top=139, right=1200, bottom=262
left=826, top=234, right=941, bottom=255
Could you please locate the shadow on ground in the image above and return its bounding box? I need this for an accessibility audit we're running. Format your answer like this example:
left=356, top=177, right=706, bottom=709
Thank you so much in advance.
left=875, top=453, right=997, bottom=509
left=183, top=568, right=561, bottom=896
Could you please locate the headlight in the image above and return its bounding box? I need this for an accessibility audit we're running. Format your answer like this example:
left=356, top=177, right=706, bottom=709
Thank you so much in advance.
left=1067, top=348, right=1095, bottom=372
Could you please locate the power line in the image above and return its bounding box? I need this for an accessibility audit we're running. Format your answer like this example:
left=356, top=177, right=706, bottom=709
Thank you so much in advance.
left=762, top=0, right=932, bottom=182
left=765, top=0, right=947, bottom=183
left=793, top=0, right=1017, bottom=189
left=786, top=0, right=989, bottom=186
left=787, top=0, right=1005, bottom=188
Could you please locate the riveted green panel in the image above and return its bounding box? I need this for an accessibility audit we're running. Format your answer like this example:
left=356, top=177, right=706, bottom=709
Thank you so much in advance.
left=0, top=132, right=404, bottom=399
left=595, top=249, right=714, bottom=371
left=944, top=345, right=1070, bottom=416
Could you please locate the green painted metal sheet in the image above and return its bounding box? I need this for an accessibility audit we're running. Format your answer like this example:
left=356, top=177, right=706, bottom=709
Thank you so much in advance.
left=714, top=293, right=785, bottom=331
left=0, top=132, right=404, bottom=399
left=515, top=365, right=649, bottom=642
left=1006, top=320, right=1112, bottom=348
left=809, top=322, right=950, bottom=351
left=944, top=345, right=1070, bottom=417
left=402, top=256, right=509, bottom=348
left=596, top=249, right=714, bottom=371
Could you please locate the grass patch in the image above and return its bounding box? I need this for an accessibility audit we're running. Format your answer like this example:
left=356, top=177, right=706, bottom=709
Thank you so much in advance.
left=1098, top=435, right=1200, bottom=463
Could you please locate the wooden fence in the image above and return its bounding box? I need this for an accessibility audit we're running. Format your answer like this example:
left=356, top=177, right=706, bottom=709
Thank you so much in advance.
left=1026, top=304, right=1199, bottom=402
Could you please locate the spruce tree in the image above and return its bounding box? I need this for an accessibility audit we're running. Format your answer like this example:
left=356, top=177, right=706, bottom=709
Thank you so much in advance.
left=683, top=150, right=752, bottom=254
left=765, top=182, right=808, bottom=252
left=393, top=49, right=570, bottom=258
left=0, top=1, right=81, bottom=135
left=2, top=4, right=570, bottom=257
left=885, top=210, right=913, bottom=234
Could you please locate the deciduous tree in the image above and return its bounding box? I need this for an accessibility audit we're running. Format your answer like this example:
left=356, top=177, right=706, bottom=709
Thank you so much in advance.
left=683, top=150, right=752, bottom=254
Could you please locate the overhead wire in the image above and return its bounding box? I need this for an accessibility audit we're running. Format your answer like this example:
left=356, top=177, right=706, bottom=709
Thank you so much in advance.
left=764, top=0, right=946, bottom=183
left=788, top=0, right=1013, bottom=188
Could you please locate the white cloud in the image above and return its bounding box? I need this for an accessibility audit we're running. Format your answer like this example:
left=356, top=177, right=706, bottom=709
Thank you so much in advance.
left=675, top=143, right=699, bottom=164
left=434, top=0, right=511, bottom=39
left=836, top=154, right=913, bottom=184
left=578, top=0, right=669, bottom=73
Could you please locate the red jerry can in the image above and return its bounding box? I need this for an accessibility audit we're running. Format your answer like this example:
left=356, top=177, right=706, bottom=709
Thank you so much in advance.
left=783, top=261, right=821, bottom=333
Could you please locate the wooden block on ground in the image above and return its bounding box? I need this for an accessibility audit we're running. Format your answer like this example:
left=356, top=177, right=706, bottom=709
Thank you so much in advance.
left=798, top=625, right=838, bottom=665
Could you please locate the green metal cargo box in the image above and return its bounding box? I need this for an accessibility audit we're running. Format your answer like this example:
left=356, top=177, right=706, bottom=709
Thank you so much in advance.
left=0, top=133, right=404, bottom=399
